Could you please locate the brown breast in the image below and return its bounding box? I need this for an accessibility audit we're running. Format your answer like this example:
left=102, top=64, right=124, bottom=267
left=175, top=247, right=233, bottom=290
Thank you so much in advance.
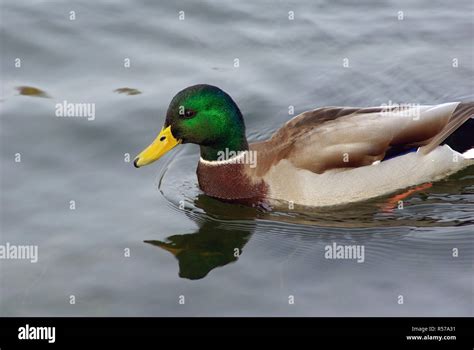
left=196, top=161, right=268, bottom=205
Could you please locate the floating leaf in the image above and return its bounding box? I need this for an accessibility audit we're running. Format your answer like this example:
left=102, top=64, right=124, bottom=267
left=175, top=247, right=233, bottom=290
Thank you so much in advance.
left=114, top=87, right=142, bottom=96
left=16, top=86, right=49, bottom=98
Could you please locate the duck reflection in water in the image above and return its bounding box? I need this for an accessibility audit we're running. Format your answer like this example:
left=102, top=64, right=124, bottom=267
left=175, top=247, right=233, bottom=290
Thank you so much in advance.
left=145, top=195, right=259, bottom=280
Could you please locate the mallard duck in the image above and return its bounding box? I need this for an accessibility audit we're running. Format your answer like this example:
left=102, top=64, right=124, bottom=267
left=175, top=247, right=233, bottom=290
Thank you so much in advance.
left=134, top=84, right=474, bottom=207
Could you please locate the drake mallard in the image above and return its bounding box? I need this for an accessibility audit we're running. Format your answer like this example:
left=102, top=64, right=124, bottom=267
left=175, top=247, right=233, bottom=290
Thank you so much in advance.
left=134, top=84, right=474, bottom=207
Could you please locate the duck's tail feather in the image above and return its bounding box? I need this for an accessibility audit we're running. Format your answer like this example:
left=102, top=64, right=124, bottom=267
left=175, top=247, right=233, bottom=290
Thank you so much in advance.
left=462, top=148, right=474, bottom=159
left=419, top=102, right=474, bottom=155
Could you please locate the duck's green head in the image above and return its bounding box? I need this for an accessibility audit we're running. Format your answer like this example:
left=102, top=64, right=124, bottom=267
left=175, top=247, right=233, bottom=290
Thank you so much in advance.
left=134, top=84, right=248, bottom=167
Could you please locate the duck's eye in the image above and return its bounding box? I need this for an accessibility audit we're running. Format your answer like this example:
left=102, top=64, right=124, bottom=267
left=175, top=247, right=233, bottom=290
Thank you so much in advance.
left=183, top=109, right=196, bottom=118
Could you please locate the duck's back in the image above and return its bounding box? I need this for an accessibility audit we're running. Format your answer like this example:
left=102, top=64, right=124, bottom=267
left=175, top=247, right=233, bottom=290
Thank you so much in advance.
left=251, top=102, right=473, bottom=175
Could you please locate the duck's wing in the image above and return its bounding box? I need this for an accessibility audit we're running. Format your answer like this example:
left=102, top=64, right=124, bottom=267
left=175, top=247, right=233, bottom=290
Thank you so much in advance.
left=250, top=102, right=473, bottom=175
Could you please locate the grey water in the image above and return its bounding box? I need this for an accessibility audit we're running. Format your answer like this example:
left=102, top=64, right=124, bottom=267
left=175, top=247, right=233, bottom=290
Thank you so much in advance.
left=1, top=0, right=473, bottom=316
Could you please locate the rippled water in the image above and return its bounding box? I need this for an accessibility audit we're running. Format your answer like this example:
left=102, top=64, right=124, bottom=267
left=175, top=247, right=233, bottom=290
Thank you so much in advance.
left=1, top=0, right=473, bottom=316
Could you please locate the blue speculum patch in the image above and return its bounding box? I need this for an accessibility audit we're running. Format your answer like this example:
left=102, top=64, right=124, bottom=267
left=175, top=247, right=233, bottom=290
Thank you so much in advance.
left=382, top=147, right=418, bottom=161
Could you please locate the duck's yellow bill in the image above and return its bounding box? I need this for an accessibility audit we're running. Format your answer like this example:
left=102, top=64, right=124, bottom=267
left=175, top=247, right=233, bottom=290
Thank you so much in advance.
left=134, top=126, right=181, bottom=168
